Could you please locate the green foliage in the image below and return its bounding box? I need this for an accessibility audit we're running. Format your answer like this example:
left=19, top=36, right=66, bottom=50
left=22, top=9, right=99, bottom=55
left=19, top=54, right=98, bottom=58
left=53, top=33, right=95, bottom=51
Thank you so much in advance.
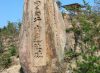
left=0, top=41, right=4, bottom=53
left=64, top=1, right=100, bottom=72
left=0, top=53, right=12, bottom=68
left=83, top=0, right=87, bottom=5
left=0, top=21, right=20, bottom=69
left=76, top=53, right=100, bottom=73
left=66, top=13, right=100, bottom=72
left=8, top=45, right=17, bottom=56
left=7, top=21, right=16, bottom=35
left=65, top=49, right=80, bottom=60
left=0, top=21, right=21, bottom=37
left=56, top=0, right=62, bottom=9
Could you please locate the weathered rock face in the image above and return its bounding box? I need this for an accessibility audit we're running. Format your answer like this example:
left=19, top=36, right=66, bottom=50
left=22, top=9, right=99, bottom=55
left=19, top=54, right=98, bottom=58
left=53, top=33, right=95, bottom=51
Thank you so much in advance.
left=1, top=65, right=21, bottom=73
left=19, top=0, right=66, bottom=73
left=63, top=14, right=75, bottom=50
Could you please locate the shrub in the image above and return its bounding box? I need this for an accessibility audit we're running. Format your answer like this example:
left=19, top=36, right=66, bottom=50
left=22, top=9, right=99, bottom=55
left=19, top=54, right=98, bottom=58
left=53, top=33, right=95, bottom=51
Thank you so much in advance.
left=0, top=52, right=12, bottom=68
left=9, top=45, right=17, bottom=56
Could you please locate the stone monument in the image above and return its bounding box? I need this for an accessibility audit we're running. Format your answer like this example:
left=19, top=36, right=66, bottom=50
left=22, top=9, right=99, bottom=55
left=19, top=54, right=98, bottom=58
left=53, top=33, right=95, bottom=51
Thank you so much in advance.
left=19, top=0, right=66, bottom=73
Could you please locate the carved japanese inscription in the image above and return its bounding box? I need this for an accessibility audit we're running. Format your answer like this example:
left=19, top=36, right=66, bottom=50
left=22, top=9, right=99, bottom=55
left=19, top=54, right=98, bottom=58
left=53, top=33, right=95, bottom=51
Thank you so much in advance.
left=34, top=0, right=41, bottom=22
left=32, top=0, right=46, bottom=66
left=33, top=25, right=43, bottom=58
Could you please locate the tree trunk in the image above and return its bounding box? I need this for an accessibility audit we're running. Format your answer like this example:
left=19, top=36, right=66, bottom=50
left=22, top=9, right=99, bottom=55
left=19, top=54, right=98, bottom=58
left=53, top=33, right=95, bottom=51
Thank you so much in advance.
left=19, top=0, right=66, bottom=73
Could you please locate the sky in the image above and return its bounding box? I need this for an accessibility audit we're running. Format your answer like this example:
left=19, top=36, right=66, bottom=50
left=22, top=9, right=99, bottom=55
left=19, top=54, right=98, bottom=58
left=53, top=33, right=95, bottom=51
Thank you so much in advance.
left=0, top=0, right=94, bottom=28
left=0, top=0, right=23, bottom=28
left=61, top=0, right=94, bottom=5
